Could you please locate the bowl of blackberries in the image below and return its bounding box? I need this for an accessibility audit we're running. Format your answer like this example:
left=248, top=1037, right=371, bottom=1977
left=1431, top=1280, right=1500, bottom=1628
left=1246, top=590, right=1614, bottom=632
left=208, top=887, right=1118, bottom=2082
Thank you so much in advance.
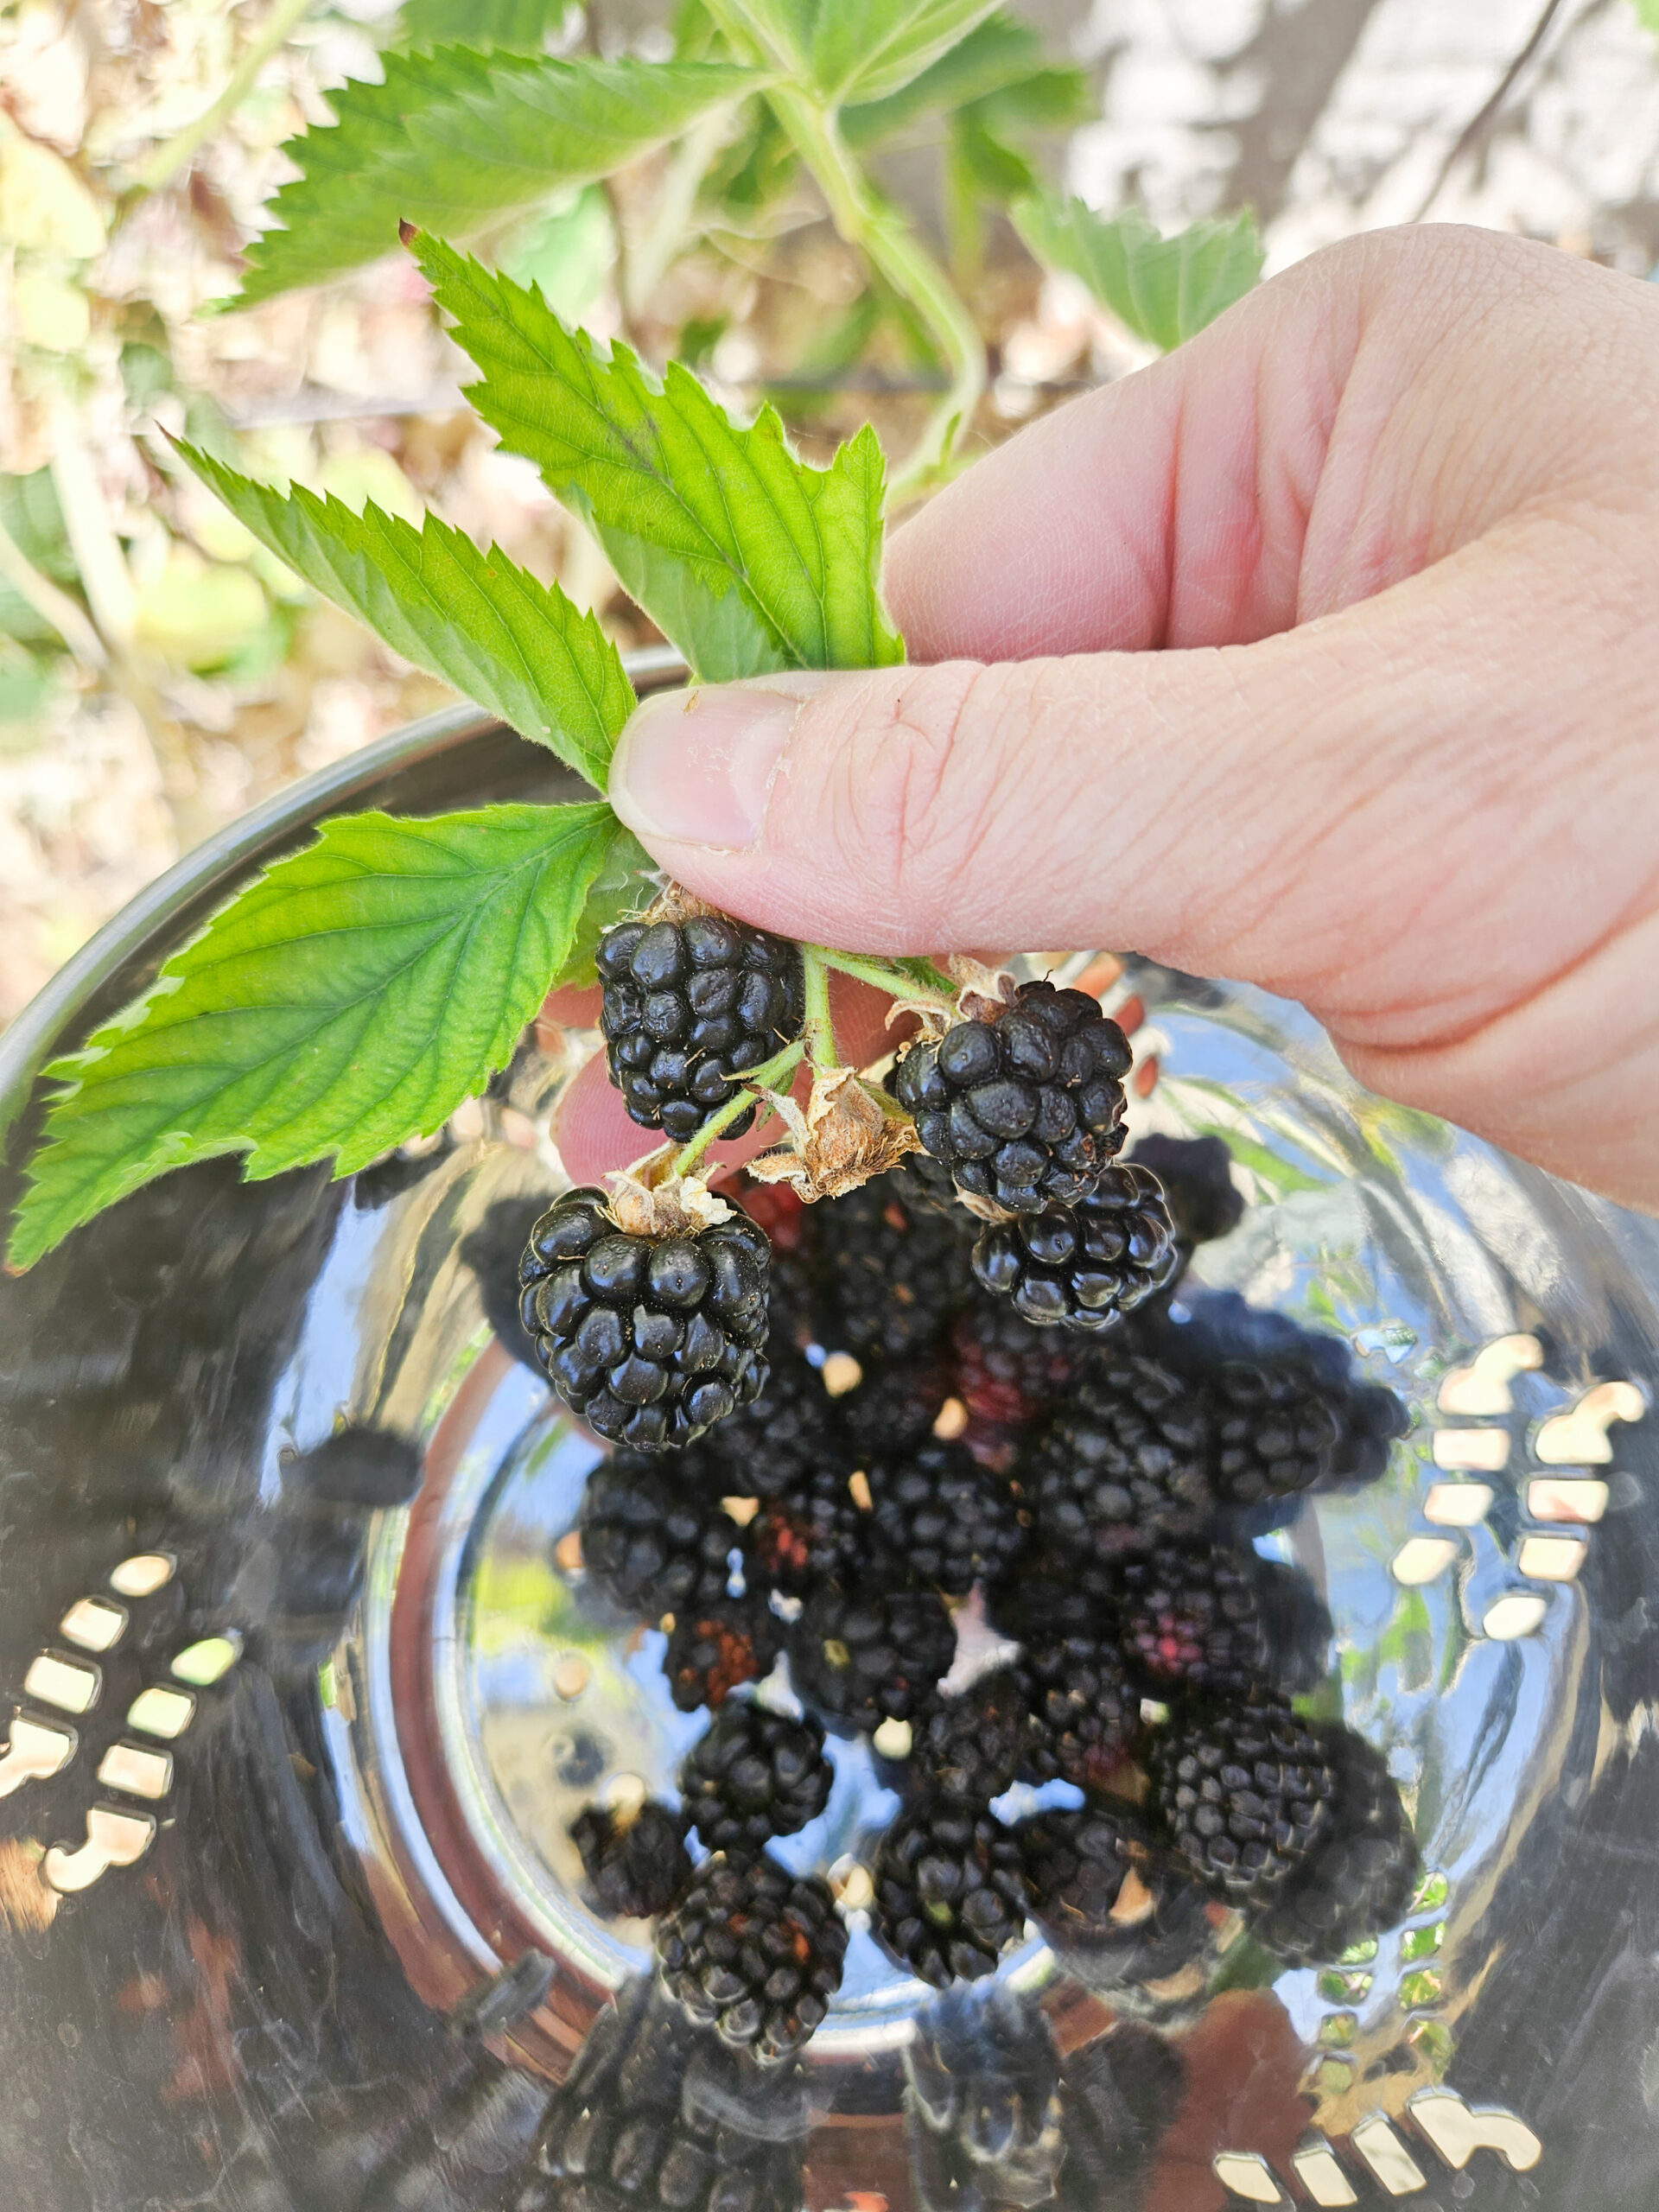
left=2, top=701, right=1657, bottom=2212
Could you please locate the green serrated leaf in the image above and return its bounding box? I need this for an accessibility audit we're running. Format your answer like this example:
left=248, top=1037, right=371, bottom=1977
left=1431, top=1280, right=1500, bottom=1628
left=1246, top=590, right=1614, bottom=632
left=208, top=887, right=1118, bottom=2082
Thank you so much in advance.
left=175, top=441, right=632, bottom=788
left=722, top=0, right=1002, bottom=107
left=842, top=12, right=1072, bottom=144
left=236, top=53, right=753, bottom=304
left=1013, top=195, right=1263, bottom=352
left=9, top=804, right=626, bottom=1268
left=416, top=233, right=905, bottom=683
left=397, top=0, right=569, bottom=52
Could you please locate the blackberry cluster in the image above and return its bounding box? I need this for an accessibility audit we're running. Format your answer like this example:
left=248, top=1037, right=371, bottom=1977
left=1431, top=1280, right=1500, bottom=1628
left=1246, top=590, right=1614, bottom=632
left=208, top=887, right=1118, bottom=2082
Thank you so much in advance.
left=1025, top=1348, right=1213, bottom=1559
left=817, top=1166, right=972, bottom=1362
left=1151, top=1696, right=1335, bottom=1905
left=596, top=915, right=804, bottom=1141
left=868, top=1440, right=1026, bottom=1596
left=570, top=1800, right=692, bottom=1920
left=658, top=1853, right=848, bottom=2062
left=679, top=1700, right=832, bottom=1853
left=893, top=981, right=1132, bottom=1212
left=970, top=1164, right=1179, bottom=1332
left=577, top=1457, right=741, bottom=1619
left=519, top=1190, right=770, bottom=1449
left=872, top=1798, right=1033, bottom=1986
left=789, top=1580, right=956, bottom=1733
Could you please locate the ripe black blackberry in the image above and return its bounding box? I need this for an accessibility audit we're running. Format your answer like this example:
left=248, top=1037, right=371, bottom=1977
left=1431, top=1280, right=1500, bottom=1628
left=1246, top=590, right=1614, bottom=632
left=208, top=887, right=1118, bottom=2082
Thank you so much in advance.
left=750, top=1462, right=869, bottom=1594
left=1128, top=1133, right=1244, bottom=1256
left=519, top=1189, right=770, bottom=1449
left=970, top=1165, right=1179, bottom=1332
left=1017, top=1802, right=1160, bottom=1943
left=1113, top=1543, right=1276, bottom=1698
left=1252, top=1722, right=1421, bottom=1965
left=596, top=914, right=804, bottom=1141
left=1151, top=1696, right=1335, bottom=1905
left=873, top=1798, right=1033, bottom=1986
left=868, top=1440, right=1027, bottom=1597
left=893, top=981, right=1131, bottom=1213
left=817, top=1166, right=973, bottom=1362
left=1024, top=1347, right=1212, bottom=1559
left=658, top=1852, right=848, bottom=2062
left=1012, top=1630, right=1143, bottom=1796
left=1203, top=1359, right=1344, bottom=1507
left=576, top=1456, right=742, bottom=1620
left=789, top=1580, right=955, bottom=1734
left=952, top=1294, right=1087, bottom=1428
left=664, top=1595, right=783, bottom=1713
left=842, top=1353, right=953, bottom=1459
left=911, top=1668, right=1038, bottom=1802
left=700, top=1342, right=841, bottom=1497
left=679, top=1700, right=832, bottom=1853
left=569, top=1799, right=692, bottom=1920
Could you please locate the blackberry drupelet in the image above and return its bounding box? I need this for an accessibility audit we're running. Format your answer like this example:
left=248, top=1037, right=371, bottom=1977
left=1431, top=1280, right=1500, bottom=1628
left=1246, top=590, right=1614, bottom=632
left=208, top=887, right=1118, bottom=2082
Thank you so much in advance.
left=1113, top=1544, right=1275, bottom=1697
left=873, top=1798, right=1033, bottom=1986
left=596, top=915, right=804, bottom=1141
left=971, top=1165, right=1179, bottom=1332
left=1253, top=1722, right=1421, bottom=1964
left=911, top=1669, right=1037, bottom=1802
left=817, top=1166, right=973, bottom=1362
left=842, top=1354, right=953, bottom=1459
left=1017, top=1802, right=1160, bottom=1943
left=734, top=1179, right=823, bottom=1351
left=750, top=1462, right=869, bottom=1594
left=679, top=1700, right=832, bottom=1853
left=952, top=1294, right=1087, bottom=1428
left=570, top=1799, right=692, bottom=1920
left=1128, top=1133, right=1244, bottom=1255
left=893, top=981, right=1131, bottom=1213
left=577, top=1457, right=742, bottom=1620
left=1152, top=1696, right=1335, bottom=1905
left=790, top=1580, right=955, bottom=1734
left=868, top=1440, right=1027, bottom=1596
left=1012, top=1630, right=1143, bottom=1796
left=1024, top=1348, right=1211, bottom=1559
left=519, top=1189, right=771, bottom=1449
left=658, top=1852, right=848, bottom=2061
left=664, top=1596, right=783, bottom=1713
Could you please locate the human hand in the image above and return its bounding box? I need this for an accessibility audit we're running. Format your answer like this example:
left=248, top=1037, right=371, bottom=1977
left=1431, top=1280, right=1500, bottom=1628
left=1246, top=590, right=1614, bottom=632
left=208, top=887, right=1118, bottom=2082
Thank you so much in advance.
left=605, top=225, right=1659, bottom=1215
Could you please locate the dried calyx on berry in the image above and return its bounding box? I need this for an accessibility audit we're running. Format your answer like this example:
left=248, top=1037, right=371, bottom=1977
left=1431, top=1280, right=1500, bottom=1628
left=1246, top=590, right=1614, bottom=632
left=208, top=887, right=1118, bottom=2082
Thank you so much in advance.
left=596, top=912, right=804, bottom=1141
left=519, top=1179, right=771, bottom=1450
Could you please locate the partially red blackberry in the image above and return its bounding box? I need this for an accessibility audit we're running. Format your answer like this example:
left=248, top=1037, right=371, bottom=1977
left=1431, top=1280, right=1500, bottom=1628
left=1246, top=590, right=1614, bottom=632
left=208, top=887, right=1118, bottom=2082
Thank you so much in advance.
left=952, top=1294, right=1087, bottom=1428
left=520, top=1190, right=771, bottom=1449
left=1023, top=1349, right=1211, bottom=1559
left=911, top=1668, right=1038, bottom=1802
left=569, top=1799, right=692, bottom=1919
left=664, top=1595, right=783, bottom=1713
left=1113, top=1544, right=1275, bottom=1697
left=1017, top=1802, right=1160, bottom=1943
left=789, top=1580, right=955, bottom=1734
left=596, top=915, right=804, bottom=1141
left=750, top=1463, right=870, bottom=1594
left=679, top=1700, right=832, bottom=1853
left=970, top=1165, right=1179, bottom=1332
left=658, top=1852, right=848, bottom=2061
left=872, top=1798, right=1033, bottom=1986
left=1012, top=1630, right=1143, bottom=1796
left=817, top=1166, right=973, bottom=1362
left=1252, top=1722, right=1421, bottom=1965
left=868, top=1440, right=1027, bottom=1596
left=893, top=982, right=1131, bottom=1213
left=576, top=1457, right=742, bottom=1620
left=1151, top=1696, right=1335, bottom=1905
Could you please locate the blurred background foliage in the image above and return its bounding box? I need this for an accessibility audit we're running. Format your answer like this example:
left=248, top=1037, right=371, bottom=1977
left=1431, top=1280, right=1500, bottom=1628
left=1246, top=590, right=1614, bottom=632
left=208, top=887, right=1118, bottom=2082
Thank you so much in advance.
left=4, top=0, right=1659, bottom=1031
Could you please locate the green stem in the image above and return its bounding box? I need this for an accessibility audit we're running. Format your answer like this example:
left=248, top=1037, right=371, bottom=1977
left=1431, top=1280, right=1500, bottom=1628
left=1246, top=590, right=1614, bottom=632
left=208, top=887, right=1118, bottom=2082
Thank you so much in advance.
left=671, top=1039, right=805, bottom=1174
left=805, top=945, right=953, bottom=1008
left=799, top=948, right=837, bottom=1071
left=131, top=0, right=315, bottom=196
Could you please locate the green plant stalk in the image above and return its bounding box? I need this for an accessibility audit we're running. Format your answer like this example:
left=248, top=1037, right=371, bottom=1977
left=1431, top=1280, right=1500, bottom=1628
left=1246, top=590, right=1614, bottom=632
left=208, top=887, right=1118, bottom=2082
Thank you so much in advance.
left=805, top=945, right=953, bottom=1007
left=0, top=512, right=106, bottom=669
left=132, top=0, right=315, bottom=196
left=671, top=1037, right=805, bottom=1174
left=799, top=947, right=838, bottom=1070
left=623, top=102, right=740, bottom=324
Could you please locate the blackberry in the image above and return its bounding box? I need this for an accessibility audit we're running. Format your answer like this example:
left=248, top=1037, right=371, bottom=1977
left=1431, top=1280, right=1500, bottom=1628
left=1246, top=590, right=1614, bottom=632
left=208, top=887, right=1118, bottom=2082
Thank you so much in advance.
left=1152, top=1696, right=1335, bottom=1905
left=1202, top=1359, right=1346, bottom=1507
left=893, top=981, right=1131, bottom=1213
left=733, top=1179, right=823, bottom=1351
left=1113, top=1544, right=1275, bottom=1697
left=842, top=1354, right=953, bottom=1459
left=873, top=1798, right=1032, bottom=1986
left=596, top=914, right=804, bottom=1141
left=577, top=1457, right=742, bottom=1620
left=1023, top=1348, right=1211, bottom=1559
left=1012, top=1630, right=1143, bottom=1796
left=1017, top=1802, right=1160, bottom=1943
left=679, top=1700, right=832, bottom=1853
left=971, top=1165, right=1179, bottom=1332
left=817, top=1166, right=973, bottom=1362
left=868, top=1440, right=1026, bottom=1596
left=700, top=1342, right=841, bottom=1497
left=1253, top=1723, right=1421, bottom=1965
left=664, top=1596, right=783, bottom=1713
left=658, top=1852, right=848, bottom=2061
left=952, top=1294, right=1086, bottom=1429
left=911, top=1668, right=1037, bottom=1802
left=750, top=1463, right=869, bottom=1594
left=1128, top=1133, right=1244, bottom=1254
left=790, top=1580, right=955, bottom=1734
left=519, top=1188, right=771, bottom=1450
left=570, top=1799, right=692, bottom=1920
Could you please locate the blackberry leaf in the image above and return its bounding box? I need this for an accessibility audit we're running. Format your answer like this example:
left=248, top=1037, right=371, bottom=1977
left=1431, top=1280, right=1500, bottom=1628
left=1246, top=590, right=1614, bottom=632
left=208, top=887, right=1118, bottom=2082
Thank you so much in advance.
left=236, top=51, right=753, bottom=304
left=414, top=232, right=906, bottom=683
left=10, top=804, right=624, bottom=1267
left=175, top=443, right=633, bottom=790
left=1011, top=198, right=1262, bottom=352
left=722, top=0, right=1004, bottom=108
left=397, top=0, right=570, bottom=53
left=841, top=14, right=1078, bottom=144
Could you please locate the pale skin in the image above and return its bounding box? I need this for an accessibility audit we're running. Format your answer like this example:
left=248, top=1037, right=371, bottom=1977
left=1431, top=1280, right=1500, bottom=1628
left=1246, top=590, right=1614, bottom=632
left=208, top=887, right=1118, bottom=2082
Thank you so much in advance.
left=604, top=225, right=1659, bottom=1214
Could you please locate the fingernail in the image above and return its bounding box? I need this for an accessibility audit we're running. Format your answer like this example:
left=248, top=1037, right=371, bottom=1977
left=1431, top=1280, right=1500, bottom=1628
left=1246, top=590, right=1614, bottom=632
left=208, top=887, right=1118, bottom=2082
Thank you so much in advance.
left=609, top=679, right=820, bottom=850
